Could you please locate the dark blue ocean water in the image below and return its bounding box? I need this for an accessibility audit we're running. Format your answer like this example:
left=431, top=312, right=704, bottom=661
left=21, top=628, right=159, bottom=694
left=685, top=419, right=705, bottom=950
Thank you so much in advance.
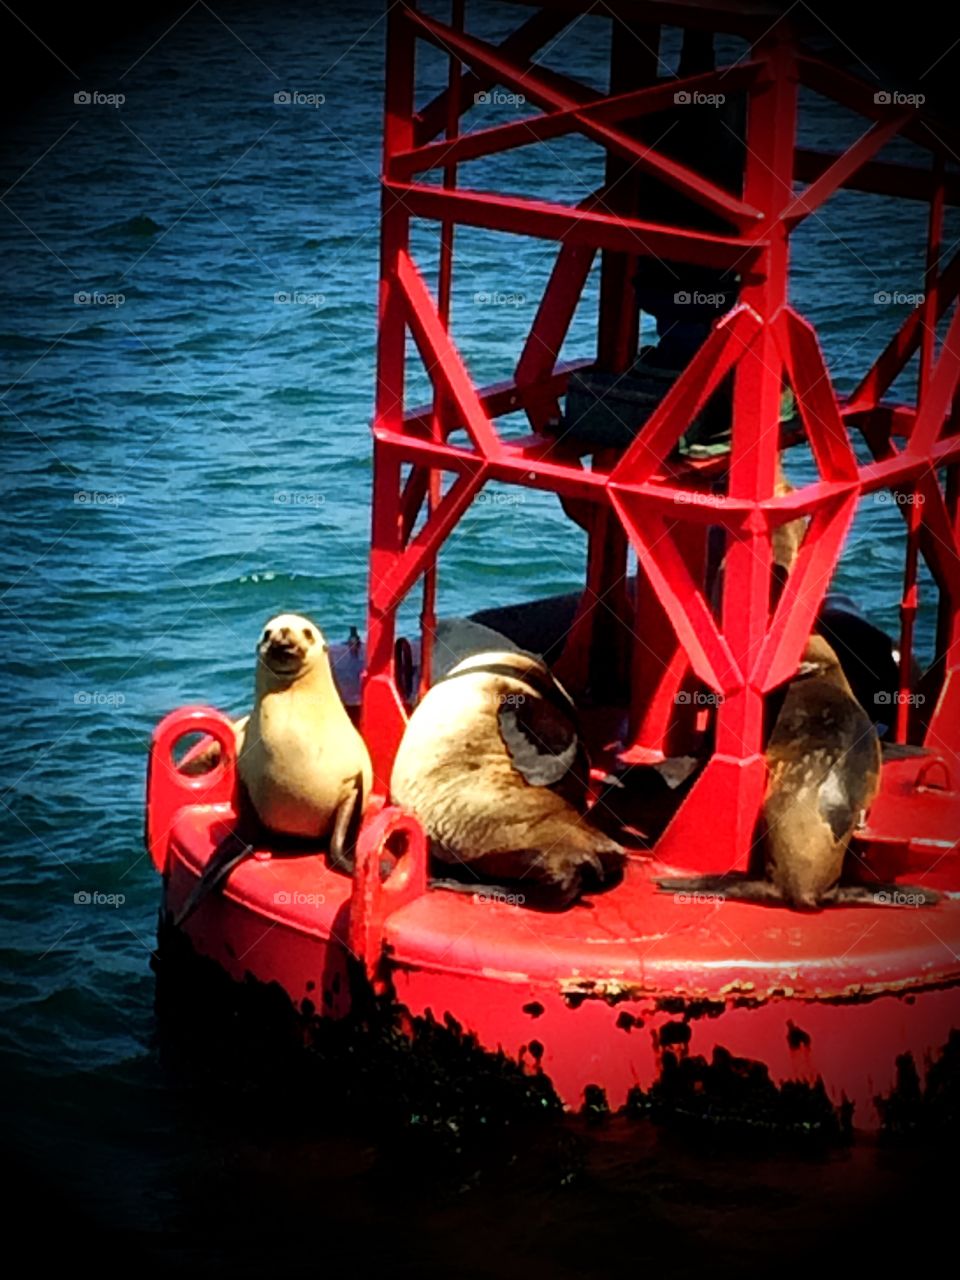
left=1, top=2, right=956, bottom=1269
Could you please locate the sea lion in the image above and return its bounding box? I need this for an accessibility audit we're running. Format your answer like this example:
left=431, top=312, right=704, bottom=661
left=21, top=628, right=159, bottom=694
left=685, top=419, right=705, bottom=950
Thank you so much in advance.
left=815, top=593, right=916, bottom=738
left=315, top=616, right=523, bottom=712
left=174, top=613, right=372, bottom=925
left=658, top=635, right=936, bottom=910
left=760, top=634, right=881, bottom=908
left=390, top=650, right=624, bottom=908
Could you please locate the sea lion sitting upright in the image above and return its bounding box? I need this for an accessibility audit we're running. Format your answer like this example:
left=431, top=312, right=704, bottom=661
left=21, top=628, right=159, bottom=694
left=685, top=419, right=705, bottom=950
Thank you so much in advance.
left=174, top=613, right=372, bottom=925
left=657, top=634, right=935, bottom=910
left=760, top=634, right=880, bottom=909
left=390, top=650, right=624, bottom=909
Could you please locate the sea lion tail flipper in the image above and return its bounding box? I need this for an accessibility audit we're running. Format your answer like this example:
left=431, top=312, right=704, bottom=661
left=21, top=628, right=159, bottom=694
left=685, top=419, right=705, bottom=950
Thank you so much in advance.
left=831, top=882, right=940, bottom=907
left=328, top=771, right=365, bottom=875
left=173, top=834, right=255, bottom=928
left=430, top=876, right=523, bottom=899
left=655, top=874, right=784, bottom=905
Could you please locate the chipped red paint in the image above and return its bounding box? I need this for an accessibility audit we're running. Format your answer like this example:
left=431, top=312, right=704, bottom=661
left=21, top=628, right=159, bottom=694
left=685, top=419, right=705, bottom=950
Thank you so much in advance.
left=147, top=3, right=960, bottom=1131
left=147, top=727, right=960, bottom=1129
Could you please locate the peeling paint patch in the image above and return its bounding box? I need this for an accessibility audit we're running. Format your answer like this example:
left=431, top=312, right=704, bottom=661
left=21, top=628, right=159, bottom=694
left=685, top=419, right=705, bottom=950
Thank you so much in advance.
left=656, top=996, right=726, bottom=1021
left=523, top=1001, right=545, bottom=1018
left=560, top=977, right=650, bottom=1007
left=616, top=1011, right=643, bottom=1032
left=786, top=1021, right=811, bottom=1049
left=658, top=1020, right=692, bottom=1049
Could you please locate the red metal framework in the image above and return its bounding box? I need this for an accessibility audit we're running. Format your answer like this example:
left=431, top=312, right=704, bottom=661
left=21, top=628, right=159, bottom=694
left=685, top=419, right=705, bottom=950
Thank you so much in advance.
left=361, top=0, right=960, bottom=874
left=145, top=2, right=960, bottom=1127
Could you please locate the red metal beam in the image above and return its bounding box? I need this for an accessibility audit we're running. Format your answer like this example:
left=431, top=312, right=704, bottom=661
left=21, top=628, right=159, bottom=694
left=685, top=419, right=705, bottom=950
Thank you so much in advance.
left=795, top=149, right=960, bottom=206
left=797, top=55, right=960, bottom=158
left=751, top=490, right=859, bottom=693
left=370, top=459, right=488, bottom=614
left=610, top=492, right=743, bottom=693
left=847, top=249, right=960, bottom=412
left=855, top=452, right=928, bottom=493
left=405, top=8, right=762, bottom=228
left=374, top=426, right=609, bottom=504
left=395, top=248, right=504, bottom=460
left=607, top=481, right=753, bottom=526
left=916, top=467, right=960, bottom=602
left=516, top=244, right=597, bottom=383
left=611, top=305, right=764, bottom=485
left=388, top=180, right=764, bottom=269
left=413, top=5, right=571, bottom=146
left=774, top=308, right=859, bottom=482
left=394, top=65, right=761, bottom=181
left=782, top=112, right=914, bottom=227
left=651, top=34, right=798, bottom=874
left=909, top=299, right=960, bottom=456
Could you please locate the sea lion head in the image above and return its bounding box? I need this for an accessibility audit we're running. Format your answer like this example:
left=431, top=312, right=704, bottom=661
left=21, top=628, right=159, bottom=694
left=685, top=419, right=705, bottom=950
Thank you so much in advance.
left=794, top=633, right=854, bottom=695
left=257, top=612, right=328, bottom=684
left=796, top=634, right=842, bottom=678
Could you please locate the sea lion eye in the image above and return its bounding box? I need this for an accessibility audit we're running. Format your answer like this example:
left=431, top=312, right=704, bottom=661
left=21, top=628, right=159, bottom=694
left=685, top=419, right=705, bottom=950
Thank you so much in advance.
left=262, top=629, right=271, bottom=644
left=303, top=627, right=315, bottom=643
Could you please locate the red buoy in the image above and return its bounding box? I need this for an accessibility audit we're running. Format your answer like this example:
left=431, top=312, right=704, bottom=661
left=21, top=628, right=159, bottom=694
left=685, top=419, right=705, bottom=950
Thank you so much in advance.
left=148, top=1, right=960, bottom=1132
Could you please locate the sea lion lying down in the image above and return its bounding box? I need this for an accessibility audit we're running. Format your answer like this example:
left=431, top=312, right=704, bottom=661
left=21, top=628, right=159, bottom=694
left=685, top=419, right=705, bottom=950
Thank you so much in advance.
left=391, top=650, right=624, bottom=909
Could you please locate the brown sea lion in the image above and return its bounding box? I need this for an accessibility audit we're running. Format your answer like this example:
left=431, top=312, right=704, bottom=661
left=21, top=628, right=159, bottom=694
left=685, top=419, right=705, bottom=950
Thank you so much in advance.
left=390, top=650, right=624, bottom=908
left=760, top=634, right=881, bottom=908
left=658, top=636, right=937, bottom=910
left=174, top=613, right=372, bottom=926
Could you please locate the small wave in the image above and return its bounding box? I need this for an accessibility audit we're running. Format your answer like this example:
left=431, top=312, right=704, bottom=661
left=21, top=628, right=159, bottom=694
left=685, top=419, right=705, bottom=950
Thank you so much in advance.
left=263, top=387, right=322, bottom=405
left=93, top=215, right=164, bottom=239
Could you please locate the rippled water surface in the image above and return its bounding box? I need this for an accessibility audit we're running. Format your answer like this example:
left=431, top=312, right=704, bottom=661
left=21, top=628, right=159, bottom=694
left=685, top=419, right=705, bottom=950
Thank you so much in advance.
left=1, top=2, right=956, bottom=1269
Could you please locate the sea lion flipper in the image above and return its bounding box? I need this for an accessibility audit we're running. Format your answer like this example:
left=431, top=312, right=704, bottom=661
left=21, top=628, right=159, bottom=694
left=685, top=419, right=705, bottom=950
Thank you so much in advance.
left=173, top=832, right=255, bottom=928
left=831, top=883, right=940, bottom=907
left=655, top=874, right=784, bottom=905
left=328, top=771, right=365, bottom=875
left=497, top=696, right=577, bottom=787
left=178, top=715, right=248, bottom=776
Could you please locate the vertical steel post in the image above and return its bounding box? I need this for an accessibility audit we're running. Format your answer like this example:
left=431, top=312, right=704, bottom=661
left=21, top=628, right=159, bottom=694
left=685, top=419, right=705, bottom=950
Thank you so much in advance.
left=363, top=1, right=417, bottom=792
left=418, top=0, right=464, bottom=700
left=585, top=17, right=659, bottom=705
left=898, top=156, right=943, bottom=740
